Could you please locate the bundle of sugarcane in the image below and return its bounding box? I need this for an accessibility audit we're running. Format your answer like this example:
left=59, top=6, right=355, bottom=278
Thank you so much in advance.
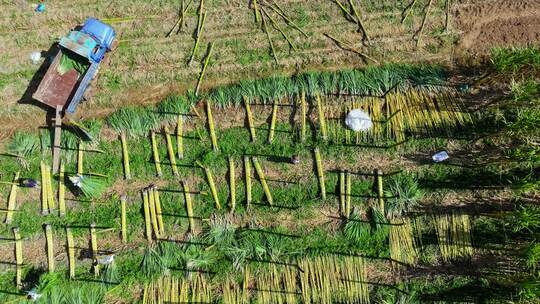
left=324, top=33, right=378, bottom=63
left=190, top=273, right=212, bottom=303
left=163, top=126, right=179, bottom=176
left=142, top=190, right=152, bottom=243
left=268, top=99, right=278, bottom=143
left=415, top=0, right=433, bottom=47
left=153, top=187, right=165, bottom=236
left=166, top=0, right=194, bottom=37
left=389, top=217, right=418, bottom=266
left=4, top=171, right=20, bottom=224
left=316, top=94, right=328, bottom=140
left=228, top=156, right=236, bottom=213
left=188, top=0, right=207, bottom=66
left=313, top=148, right=326, bottom=200
left=196, top=161, right=221, bottom=209
left=150, top=131, right=163, bottom=177
left=244, top=156, right=252, bottom=209
left=77, top=141, right=84, bottom=175
left=147, top=187, right=161, bottom=239
left=223, top=278, right=248, bottom=304
left=195, top=42, right=214, bottom=96
left=182, top=181, right=195, bottom=233
left=120, top=132, right=131, bottom=180
left=142, top=275, right=189, bottom=304
left=300, top=91, right=307, bottom=142
left=40, top=161, right=55, bottom=215
left=435, top=213, right=474, bottom=262
left=243, top=96, right=256, bottom=141
left=206, top=100, right=219, bottom=152
left=252, top=157, right=273, bottom=205
left=58, top=163, right=66, bottom=216
left=176, top=115, right=184, bottom=159
left=68, top=174, right=108, bottom=199
left=333, top=0, right=370, bottom=44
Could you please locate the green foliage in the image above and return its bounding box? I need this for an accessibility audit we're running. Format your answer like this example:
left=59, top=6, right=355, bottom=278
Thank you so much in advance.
left=385, top=172, right=423, bottom=218
left=491, top=47, right=540, bottom=73
left=508, top=205, right=540, bottom=234
left=344, top=207, right=389, bottom=244
left=68, top=174, right=109, bottom=199
left=156, top=94, right=192, bottom=123
left=7, top=131, right=39, bottom=158
left=107, top=106, right=159, bottom=137
left=525, top=242, right=540, bottom=275
left=57, top=52, right=89, bottom=75
left=511, top=79, right=540, bottom=104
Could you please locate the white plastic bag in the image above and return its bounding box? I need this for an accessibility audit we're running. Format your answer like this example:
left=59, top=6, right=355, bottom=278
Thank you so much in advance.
left=432, top=151, right=449, bottom=162
left=30, top=51, right=42, bottom=64
left=345, top=109, right=373, bottom=132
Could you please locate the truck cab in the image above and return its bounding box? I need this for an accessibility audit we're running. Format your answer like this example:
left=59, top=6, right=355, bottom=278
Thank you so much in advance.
left=32, top=18, right=116, bottom=114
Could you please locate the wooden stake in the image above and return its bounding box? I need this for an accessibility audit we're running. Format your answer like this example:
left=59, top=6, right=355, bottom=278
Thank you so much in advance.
left=151, top=131, right=163, bottom=177
left=206, top=101, right=219, bottom=152
left=164, top=126, right=179, bottom=176
left=229, top=157, right=236, bottom=213
left=5, top=171, right=19, bottom=224
left=268, top=99, right=278, bottom=143
left=13, top=228, right=22, bottom=289
left=177, top=115, right=184, bottom=159
left=244, top=156, right=252, bottom=209
left=58, top=162, right=66, bottom=216
left=252, top=157, right=273, bottom=205
left=120, top=132, right=131, bottom=180
left=244, top=97, right=256, bottom=142
left=142, top=191, right=152, bottom=243
left=314, top=148, right=326, bottom=200
left=44, top=224, right=54, bottom=273
left=90, top=223, right=99, bottom=276
left=66, top=227, right=75, bottom=279
left=182, top=181, right=195, bottom=233
left=120, top=195, right=127, bottom=243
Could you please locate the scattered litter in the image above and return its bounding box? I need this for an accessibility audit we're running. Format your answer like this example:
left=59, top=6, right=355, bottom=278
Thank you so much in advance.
left=27, top=288, right=42, bottom=301
left=345, top=109, right=373, bottom=131
left=69, top=174, right=83, bottom=187
left=432, top=151, right=449, bottom=163
left=30, top=51, right=42, bottom=64
left=97, top=254, right=115, bottom=265
left=290, top=155, right=300, bottom=165
left=35, top=3, right=45, bottom=13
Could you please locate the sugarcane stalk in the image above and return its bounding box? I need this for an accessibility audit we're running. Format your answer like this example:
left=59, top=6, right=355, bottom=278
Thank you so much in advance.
left=66, top=227, right=75, bottom=279
left=148, top=187, right=160, bottom=239
left=203, top=166, right=221, bottom=210
left=120, top=195, right=127, bottom=243
left=316, top=94, right=328, bottom=140
left=261, top=14, right=279, bottom=64
left=40, top=161, right=48, bottom=215
left=206, top=101, right=219, bottom=152
left=268, top=99, right=278, bottom=143
left=266, top=2, right=308, bottom=38
left=164, top=126, right=179, bottom=176
left=229, top=156, right=236, bottom=213
left=151, top=131, right=163, bottom=177
left=348, top=0, right=370, bottom=43
left=333, top=0, right=355, bottom=21
left=375, top=169, right=385, bottom=214
left=77, top=141, right=83, bottom=175
left=415, top=0, right=433, bottom=47
left=314, top=148, right=326, bottom=200
left=120, top=132, right=131, bottom=180
left=142, top=190, right=152, bottom=243
left=90, top=223, right=99, bottom=276
left=177, top=115, right=184, bottom=159
left=58, top=162, right=66, bottom=216
left=401, top=0, right=418, bottom=24
left=188, top=12, right=207, bottom=66
left=244, top=156, right=252, bottom=209
left=45, top=164, right=55, bottom=211
left=13, top=228, right=22, bottom=289
left=154, top=187, right=165, bottom=235
left=4, top=171, right=19, bottom=224
left=346, top=171, right=351, bottom=218
left=444, top=0, right=450, bottom=32
left=44, top=224, right=54, bottom=273
left=253, top=0, right=261, bottom=23
left=262, top=7, right=296, bottom=51
left=252, top=157, right=273, bottom=205
left=182, top=181, right=195, bottom=233
left=340, top=171, right=346, bottom=218
left=195, top=41, right=214, bottom=96
left=324, top=33, right=378, bottom=63
left=300, top=91, right=307, bottom=142
left=244, top=96, right=256, bottom=141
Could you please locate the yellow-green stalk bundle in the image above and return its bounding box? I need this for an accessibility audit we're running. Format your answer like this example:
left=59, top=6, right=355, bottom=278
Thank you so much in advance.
left=375, top=169, right=385, bottom=214
left=191, top=273, right=212, bottom=303
left=41, top=161, right=48, bottom=215
left=347, top=0, right=371, bottom=43
left=252, top=0, right=261, bottom=23
left=340, top=171, right=346, bottom=218
left=120, top=195, right=127, bottom=243
left=263, top=7, right=297, bottom=51
left=346, top=171, right=352, bottom=218
left=268, top=99, right=278, bottom=143
left=66, top=227, right=75, bottom=279
left=58, top=163, right=66, bottom=216
left=164, top=126, right=179, bottom=176
left=77, top=141, right=84, bottom=175
left=176, top=115, right=184, bottom=159
left=150, top=131, right=163, bottom=177
left=182, top=181, right=195, bottom=233
left=389, top=218, right=418, bottom=266
left=188, top=10, right=207, bottom=66
left=435, top=213, right=474, bottom=261
left=244, top=156, right=252, bottom=209
left=252, top=157, right=273, bottom=205
left=200, top=164, right=221, bottom=209
left=195, top=41, right=214, bottom=96
left=46, top=164, right=55, bottom=211
left=13, top=228, right=22, bottom=289
left=90, top=223, right=99, bottom=276
left=244, top=96, right=256, bottom=141
left=44, top=224, right=54, bottom=273
left=261, top=13, right=279, bottom=64
left=153, top=187, right=165, bottom=236
left=300, top=91, right=307, bottom=142
left=4, top=171, right=19, bottom=224
left=206, top=101, right=219, bottom=152
left=148, top=187, right=161, bottom=239
left=120, top=132, right=131, bottom=180
left=142, top=275, right=189, bottom=304
left=314, top=148, right=326, bottom=200
left=316, top=94, right=328, bottom=140
left=229, top=157, right=236, bottom=213
left=142, top=190, right=152, bottom=243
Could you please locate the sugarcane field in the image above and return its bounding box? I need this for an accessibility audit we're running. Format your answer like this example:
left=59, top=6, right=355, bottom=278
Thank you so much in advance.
left=0, top=0, right=539, bottom=303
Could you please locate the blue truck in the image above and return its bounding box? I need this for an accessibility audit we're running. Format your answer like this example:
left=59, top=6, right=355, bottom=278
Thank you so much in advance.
left=32, top=18, right=116, bottom=114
